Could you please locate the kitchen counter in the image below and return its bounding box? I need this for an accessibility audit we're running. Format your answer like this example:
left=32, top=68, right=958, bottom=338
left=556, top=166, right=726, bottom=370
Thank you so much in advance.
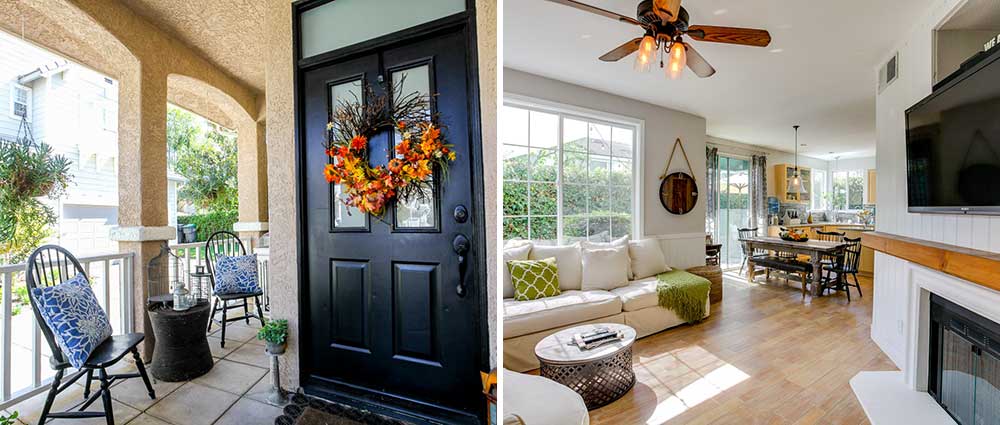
left=766, top=223, right=876, bottom=275
left=777, top=222, right=874, bottom=231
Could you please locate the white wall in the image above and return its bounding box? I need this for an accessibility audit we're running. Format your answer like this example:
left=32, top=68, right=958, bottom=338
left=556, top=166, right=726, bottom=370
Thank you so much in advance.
left=504, top=68, right=708, bottom=267
left=870, top=0, right=1000, bottom=369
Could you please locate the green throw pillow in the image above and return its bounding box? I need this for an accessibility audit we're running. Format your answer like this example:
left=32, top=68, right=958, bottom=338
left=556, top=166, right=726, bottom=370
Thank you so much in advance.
left=507, top=257, right=561, bottom=301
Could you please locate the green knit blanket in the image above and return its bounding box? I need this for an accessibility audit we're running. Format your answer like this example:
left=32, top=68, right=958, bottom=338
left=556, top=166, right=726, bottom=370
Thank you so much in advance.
left=656, top=269, right=711, bottom=323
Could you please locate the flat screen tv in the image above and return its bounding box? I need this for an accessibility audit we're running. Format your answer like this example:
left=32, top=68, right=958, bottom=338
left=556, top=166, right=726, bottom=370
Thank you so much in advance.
left=907, top=48, right=1000, bottom=214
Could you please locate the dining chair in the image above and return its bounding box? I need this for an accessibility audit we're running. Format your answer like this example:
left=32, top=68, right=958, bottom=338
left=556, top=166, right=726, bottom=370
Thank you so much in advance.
left=821, top=237, right=863, bottom=301
left=737, top=227, right=769, bottom=276
left=815, top=230, right=845, bottom=242
left=205, top=231, right=266, bottom=347
left=25, top=245, right=155, bottom=425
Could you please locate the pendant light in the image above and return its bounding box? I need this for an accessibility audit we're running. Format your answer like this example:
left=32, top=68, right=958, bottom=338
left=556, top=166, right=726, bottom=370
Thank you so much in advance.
left=790, top=125, right=807, bottom=194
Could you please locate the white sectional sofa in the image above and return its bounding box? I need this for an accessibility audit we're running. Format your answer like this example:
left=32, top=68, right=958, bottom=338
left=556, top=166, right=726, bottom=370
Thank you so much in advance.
left=503, top=239, right=710, bottom=372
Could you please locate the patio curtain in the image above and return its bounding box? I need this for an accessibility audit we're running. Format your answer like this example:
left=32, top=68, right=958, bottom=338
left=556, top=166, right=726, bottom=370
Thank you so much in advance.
left=705, top=147, right=719, bottom=241
left=749, top=154, right=768, bottom=231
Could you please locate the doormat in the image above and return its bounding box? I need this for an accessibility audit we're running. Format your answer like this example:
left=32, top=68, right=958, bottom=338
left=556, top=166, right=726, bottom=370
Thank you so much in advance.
left=274, top=393, right=415, bottom=425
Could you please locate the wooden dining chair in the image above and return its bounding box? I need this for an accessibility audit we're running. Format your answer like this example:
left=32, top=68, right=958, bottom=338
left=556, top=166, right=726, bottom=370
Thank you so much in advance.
left=821, top=237, right=863, bottom=301
left=25, top=245, right=155, bottom=425
left=737, top=227, right=770, bottom=276
left=205, top=231, right=265, bottom=347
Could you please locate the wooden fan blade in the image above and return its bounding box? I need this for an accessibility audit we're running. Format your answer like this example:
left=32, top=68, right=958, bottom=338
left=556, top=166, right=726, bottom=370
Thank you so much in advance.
left=599, top=38, right=642, bottom=62
left=653, top=0, right=682, bottom=23
left=542, top=0, right=643, bottom=27
left=687, top=25, right=771, bottom=47
left=684, top=43, right=716, bottom=78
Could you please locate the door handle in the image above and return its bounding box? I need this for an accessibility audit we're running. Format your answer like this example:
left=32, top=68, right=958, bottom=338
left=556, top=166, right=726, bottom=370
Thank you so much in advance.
left=453, top=234, right=470, bottom=297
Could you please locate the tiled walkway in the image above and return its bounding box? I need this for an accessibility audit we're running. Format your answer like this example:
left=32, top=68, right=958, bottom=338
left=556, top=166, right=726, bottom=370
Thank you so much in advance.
left=4, top=320, right=284, bottom=424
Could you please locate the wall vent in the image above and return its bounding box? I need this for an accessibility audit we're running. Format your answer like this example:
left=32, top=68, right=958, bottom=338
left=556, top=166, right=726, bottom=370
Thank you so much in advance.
left=879, top=52, right=899, bottom=93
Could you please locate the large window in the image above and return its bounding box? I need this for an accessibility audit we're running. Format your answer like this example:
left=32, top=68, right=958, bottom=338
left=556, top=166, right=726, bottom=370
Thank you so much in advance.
left=502, top=103, right=637, bottom=245
left=832, top=170, right=865, bottom=210
left=811, top=169, right=827, bottom=210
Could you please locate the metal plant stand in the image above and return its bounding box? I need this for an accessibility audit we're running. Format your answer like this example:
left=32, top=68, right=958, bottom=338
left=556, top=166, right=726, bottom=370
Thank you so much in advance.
left=267, top=348, right=288, bottom=405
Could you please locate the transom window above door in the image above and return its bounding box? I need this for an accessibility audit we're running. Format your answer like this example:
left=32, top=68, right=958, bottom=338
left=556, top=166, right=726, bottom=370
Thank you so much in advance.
left=502, top=103, right=638, bottom=245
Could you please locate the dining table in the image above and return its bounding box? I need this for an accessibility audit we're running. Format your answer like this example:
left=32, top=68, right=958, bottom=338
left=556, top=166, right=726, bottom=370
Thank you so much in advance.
left=742, top=236, right=847, bottom=296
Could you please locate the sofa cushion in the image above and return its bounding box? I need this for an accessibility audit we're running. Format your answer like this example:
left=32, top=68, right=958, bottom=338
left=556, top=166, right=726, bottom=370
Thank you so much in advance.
left=580, top=246, right=630, bottom=291
left=503, top=243, right=533, bottom=299
left=528, top=244, right=582, bottom=291
left=508, top=257, right=561, bottom=301
left=628, top=239, right=671, bottom=279
left=609, top=276, right=661, bottom=311
left=581, top=235, right=632, bottom=278
left=503, top=290, right=622, bottom=338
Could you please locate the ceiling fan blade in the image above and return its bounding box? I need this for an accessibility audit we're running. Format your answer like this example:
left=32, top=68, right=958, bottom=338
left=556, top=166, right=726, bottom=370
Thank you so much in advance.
left=684, top=43, right=716, bottom=78
left=542, top=0, right=643, bottom=27
left=686, top=25, right=772, bottom=47
left=599, top=38, right=642, bottom=62
left=652, top=0, right=682, bottom=23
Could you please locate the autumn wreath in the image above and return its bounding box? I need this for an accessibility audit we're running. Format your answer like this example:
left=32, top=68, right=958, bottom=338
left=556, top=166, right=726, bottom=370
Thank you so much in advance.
left=323, top=80, right=455, bottom=216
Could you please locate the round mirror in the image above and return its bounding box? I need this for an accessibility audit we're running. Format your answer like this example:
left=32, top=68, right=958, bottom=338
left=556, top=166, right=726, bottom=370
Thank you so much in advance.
left=659, top=172, right=699, bottom=215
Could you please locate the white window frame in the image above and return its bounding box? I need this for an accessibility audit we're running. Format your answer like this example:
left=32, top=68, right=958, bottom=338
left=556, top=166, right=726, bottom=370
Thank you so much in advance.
left=811, top=169, right=827, bottom=210
left=832, top=169, right=867, bottom=211
left=503, top=93, right=645, bottom=243
left=9, top=83, right=31, bottom=122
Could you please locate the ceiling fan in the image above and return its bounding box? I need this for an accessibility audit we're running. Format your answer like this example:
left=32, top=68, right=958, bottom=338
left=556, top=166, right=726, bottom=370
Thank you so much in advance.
left=543, top=0, right=772, bottom=79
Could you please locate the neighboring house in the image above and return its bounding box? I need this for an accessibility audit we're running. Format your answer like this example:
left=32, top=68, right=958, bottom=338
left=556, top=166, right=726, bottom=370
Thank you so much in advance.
left=0, top=31, right=184, bottom=256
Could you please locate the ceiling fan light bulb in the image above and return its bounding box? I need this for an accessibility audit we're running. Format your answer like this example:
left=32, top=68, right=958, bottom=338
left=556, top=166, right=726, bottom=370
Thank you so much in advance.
left=634, top=35, right=656, bottom=73
left=667, top=41, right=686, bottom=79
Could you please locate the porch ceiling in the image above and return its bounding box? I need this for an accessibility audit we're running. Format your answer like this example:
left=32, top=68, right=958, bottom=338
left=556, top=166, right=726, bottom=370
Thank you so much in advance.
left=123, top=0, right=265, bottom=93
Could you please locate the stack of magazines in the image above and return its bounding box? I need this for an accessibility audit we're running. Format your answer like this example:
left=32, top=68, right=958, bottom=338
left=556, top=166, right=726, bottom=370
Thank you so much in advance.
left=572, top=327, right=624, bottom=350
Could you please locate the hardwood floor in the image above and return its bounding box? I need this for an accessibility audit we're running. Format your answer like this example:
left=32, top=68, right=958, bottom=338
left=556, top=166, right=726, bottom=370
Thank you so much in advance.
left=587, top=272, right=894, bottom=425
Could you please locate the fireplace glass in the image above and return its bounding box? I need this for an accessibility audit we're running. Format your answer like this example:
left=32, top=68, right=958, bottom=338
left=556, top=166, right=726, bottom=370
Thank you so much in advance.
left=929, top=294, right=1000, bottom=424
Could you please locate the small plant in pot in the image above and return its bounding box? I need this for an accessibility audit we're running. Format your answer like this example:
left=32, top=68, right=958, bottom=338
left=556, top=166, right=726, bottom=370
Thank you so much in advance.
left=257, top=319, right=288, bottom=355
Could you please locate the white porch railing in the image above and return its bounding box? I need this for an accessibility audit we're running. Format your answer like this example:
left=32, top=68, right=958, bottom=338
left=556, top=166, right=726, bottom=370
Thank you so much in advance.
left=0, top=252, right=134, bottom=410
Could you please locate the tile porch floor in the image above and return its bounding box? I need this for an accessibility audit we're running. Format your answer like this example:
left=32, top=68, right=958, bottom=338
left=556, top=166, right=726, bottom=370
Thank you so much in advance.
left=4, top=319, right=285, bottom=425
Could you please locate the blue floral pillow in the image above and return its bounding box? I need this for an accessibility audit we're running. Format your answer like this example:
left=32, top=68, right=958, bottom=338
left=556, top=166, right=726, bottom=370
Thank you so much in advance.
left=31, top=273, right=113, bottom=369
left=214, top=254, right=260, bottom=295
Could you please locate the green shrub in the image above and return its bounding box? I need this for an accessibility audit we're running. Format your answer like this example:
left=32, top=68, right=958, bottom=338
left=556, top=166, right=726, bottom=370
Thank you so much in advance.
left=1, top=411, right=17, bottom=425
left=0, top=138, right=72, bottom=263
left=177, top=210, right=238, bottom=242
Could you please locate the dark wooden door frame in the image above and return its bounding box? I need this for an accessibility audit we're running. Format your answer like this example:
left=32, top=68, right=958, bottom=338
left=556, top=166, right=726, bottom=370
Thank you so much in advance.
left=291, top=0, right=489, bottom=421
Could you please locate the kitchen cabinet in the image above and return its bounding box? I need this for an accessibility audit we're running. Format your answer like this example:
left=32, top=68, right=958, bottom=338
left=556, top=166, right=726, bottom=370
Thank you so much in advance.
left=867, top=169, right=877, bottom=204
left=773, top=164, right=811, bottom=204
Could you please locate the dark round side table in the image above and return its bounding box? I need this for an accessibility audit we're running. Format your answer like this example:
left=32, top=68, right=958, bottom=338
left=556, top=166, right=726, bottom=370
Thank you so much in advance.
left=148, top=299, right=214, bottom=381
left=535, top=323, right=637, bottom=410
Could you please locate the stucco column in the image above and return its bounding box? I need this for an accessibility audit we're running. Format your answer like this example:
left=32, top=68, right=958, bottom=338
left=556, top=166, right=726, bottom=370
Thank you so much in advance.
left=265, top=0, right=299, bottom=390
left=235, top=120, right=269, bottom=246
left=110, top=66, right=174, bottom=361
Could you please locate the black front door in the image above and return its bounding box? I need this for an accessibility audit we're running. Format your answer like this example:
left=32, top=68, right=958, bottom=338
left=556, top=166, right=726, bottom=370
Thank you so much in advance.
left=299, top=25, right=484, bottom=423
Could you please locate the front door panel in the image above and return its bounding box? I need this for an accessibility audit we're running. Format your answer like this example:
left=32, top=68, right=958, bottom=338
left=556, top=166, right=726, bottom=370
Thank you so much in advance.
left=301, top=27, right=481, bottom=421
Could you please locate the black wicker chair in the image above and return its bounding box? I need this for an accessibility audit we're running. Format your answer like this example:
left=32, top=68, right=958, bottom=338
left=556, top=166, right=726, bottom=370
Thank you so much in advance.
left=25, top=245, right=155, bottom=425
left=205, top=231, right=265, bottom=347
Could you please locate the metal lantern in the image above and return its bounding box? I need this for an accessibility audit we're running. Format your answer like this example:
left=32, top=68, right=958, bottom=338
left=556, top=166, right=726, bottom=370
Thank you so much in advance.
left=190, top=265, right=211, bottom=301
left=147, top=242, right=191, bottom=309
left=172, top=282, right=191, bottom=311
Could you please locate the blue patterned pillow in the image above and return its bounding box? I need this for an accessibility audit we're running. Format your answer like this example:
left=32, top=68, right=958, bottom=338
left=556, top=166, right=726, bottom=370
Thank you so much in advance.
left=214, top=254, right=260, bottom=295
left=31, top=273, right=112, bottom=369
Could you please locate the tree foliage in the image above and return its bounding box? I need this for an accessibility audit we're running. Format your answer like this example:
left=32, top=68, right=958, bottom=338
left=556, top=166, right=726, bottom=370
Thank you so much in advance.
left=0, top=139, right=72, bottom=263
left=167, top=106, right=238, bottom=213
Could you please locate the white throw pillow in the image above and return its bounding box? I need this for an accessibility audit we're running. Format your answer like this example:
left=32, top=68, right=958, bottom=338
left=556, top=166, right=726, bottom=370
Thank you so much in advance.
left=628, top=239, right=672, bottom=279
left=581, top=246, right=630, bottom=291
left=503, top=243, right=532, bottom=299
left=529, top=244, right=582, bottom=291
left=581, top=235, right=632, bottom=278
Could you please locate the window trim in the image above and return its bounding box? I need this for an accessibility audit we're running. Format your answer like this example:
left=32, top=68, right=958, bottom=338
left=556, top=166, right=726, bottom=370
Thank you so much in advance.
left=811, top=169, right=827, bottom=210
left=832, top=169, right=868, bottom=211
left=10, top=83, right=31, bottom=122
left=503, top=93, right=645, bottom=242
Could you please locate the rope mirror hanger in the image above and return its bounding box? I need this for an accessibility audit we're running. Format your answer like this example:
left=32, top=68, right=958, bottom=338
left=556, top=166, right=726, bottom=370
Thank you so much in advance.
left=658, top=138, right=699, bottom=215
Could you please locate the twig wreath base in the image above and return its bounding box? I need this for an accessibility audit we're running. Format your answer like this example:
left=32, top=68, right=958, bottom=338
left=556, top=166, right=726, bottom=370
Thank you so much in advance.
left=322, top=80, right=455, bottom=217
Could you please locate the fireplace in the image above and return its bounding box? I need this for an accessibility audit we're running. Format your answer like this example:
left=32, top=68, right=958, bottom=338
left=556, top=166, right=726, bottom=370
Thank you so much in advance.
left=928, top=293, right=1000, bottom=424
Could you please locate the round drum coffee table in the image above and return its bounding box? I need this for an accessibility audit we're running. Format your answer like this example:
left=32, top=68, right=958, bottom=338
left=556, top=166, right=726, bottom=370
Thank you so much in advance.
left=535, top=323, right=637, bottom=410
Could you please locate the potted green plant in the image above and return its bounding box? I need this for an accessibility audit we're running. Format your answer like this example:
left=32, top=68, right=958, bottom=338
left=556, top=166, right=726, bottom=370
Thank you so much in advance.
left=1, top=411, right=18, bottom=425
left=257, top=319, right=288, bottom=355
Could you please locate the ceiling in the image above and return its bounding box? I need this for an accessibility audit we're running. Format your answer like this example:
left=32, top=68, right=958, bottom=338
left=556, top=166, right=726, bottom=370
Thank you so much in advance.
left=504, top=0, right=936, bottom=160
left=940, top=0, right=1000, bottom=31
left=124, top=0, right=265, bottom=93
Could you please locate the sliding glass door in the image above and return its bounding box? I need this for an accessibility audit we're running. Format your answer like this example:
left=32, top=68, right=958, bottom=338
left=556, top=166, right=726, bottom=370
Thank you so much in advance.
left=715, top=156, right=751, bottom=269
